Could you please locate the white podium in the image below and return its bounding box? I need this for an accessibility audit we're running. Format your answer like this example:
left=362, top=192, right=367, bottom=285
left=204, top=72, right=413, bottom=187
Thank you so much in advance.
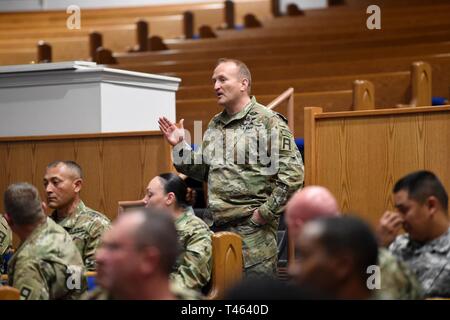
left=0, top=61, right=180, bottom=137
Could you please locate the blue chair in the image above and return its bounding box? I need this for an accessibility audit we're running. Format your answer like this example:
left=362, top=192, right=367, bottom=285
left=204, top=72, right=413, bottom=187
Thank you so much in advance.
left=1, top=249, right=14, bottom=275
left=85, top=272, right=97, bottom=291
left=295, top=138, right=304, bottom=159
left=432, top=97, right=449, bottom=106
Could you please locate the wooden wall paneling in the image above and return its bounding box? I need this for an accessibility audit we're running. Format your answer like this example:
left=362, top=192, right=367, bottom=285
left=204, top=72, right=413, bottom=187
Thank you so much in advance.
left=0, top=132, right=171, bottom=224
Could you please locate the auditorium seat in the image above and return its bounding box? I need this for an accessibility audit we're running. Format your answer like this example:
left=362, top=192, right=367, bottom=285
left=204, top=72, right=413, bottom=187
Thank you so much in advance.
left=85, top=272, right=97, bottom=292
left=0, top=286, right=20, bottom=300
left=207, top=231, right=243, bottom=299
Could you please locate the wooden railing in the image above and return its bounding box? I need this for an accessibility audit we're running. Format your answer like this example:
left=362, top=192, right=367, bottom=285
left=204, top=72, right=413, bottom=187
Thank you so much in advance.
left=267, top=87, right=295, bottom=134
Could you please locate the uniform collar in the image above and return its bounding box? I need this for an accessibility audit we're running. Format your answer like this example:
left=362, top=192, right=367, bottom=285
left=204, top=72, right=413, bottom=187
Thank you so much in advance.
left=216, top=96, right=256, bottom=126
left=12, top=217, right=49, bottom=259
left=51, top=200, right=85, bottom=230
left=174, top=207, right=194, bottom=225
left=408, top=227, right=450, bottom=254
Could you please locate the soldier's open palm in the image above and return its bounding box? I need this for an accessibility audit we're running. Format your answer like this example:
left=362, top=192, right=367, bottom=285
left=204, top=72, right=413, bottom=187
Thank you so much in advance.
left=158, top=117, right=185, bottom=146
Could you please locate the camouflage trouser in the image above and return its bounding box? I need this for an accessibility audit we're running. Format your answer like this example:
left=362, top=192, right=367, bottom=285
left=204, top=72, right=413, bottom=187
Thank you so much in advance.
left=213, top=216, right=279, bottom=278
left=244, top=254, right=278, bottom=279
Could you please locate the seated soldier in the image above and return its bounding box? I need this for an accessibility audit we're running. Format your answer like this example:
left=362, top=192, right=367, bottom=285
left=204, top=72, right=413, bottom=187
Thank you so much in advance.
left=0, top=215, right=12, bottom=274
left=378, top=170, right=450, bottom=298
left=3, top=182, right=86, bottom=300
left=289, top=215, right=378, bottom=299
left=89, top=207, right=201, bottom=300
left=286, top=186, right=423, bottom=299
left=44, top=160, right=110, bottom=271
left=143, top=173, right=213, bottom=292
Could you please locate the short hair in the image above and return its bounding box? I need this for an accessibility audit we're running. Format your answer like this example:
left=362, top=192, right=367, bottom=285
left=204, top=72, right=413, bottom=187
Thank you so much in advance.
left=157, top=173, right=189, bottom=208
left=3, top=182, right=45, bottom=225
left=47, top=160, right=83, bottom=179
left=216, top=58, right=252, bottom=94
left=313, top=215, right=378, bottom=282
left=393, top=170, right=448, bottom=212
left=133, top=207, right=180, bottom=275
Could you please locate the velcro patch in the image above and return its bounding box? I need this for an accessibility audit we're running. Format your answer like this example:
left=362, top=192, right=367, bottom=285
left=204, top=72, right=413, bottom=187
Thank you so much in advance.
left=20, top=286, right=33, bottom=300
left=281, top=136, right=292, bottom=151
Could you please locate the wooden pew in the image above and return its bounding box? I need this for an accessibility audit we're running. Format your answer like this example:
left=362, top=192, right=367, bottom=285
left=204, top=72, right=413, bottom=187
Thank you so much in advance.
left=207, top=232, right=243, bottom=300
left=0, top=0, right=271, bottom=65
left=178, top=90, right=352, bottom=137
left=0, top=286, right=20, bottom=300
left=2, top=1, right=450, bottom=65
left=3, top=18, right=448, bottom=66
left=166, top=26, right=450, bottom=52
left=153, top=54, right=450, bottom=91
left=115, top=37, right=450, bottom=65
left=2, top=0, right=450, bottom=65
left=0, top=0, right=271, bottom=28
left=178, top=71, right=409, bottom=101
left=178, top=77, right=382, bottom=137
left=215, top=4, right=450, bottom=38
left=178, top=59, right=432, bottom=138
left=177, top=62, right=433, bottom=106
left=122, top=27, right=450, bottom=70
left=303, top=105, right=450, bottom=227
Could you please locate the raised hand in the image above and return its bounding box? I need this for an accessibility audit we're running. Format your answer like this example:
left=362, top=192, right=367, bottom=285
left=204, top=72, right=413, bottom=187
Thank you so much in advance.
left=158, top=117, right=185, bottom=146
left=377, top=210, right=404, bottom=247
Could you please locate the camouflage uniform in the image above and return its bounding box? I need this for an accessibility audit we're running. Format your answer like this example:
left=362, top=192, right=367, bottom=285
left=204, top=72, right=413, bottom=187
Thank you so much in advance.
left=0, top=215, right=12, bottom=274
left=173, top=96, right=304, bottom=276
left=8, top=217, right=87, bottom=300
left=84, top=280, right=203, bottom=300
left=377, top=248, right=423, bottom=299
left=170, top=207, right=213, bottom=291
left=51, top=200, right=111, bottom=271
left=389, top=227, right=450, bottom=298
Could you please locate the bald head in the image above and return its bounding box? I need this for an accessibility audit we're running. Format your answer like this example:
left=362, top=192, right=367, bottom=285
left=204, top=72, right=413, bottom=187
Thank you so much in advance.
left=286, top=186, right=339, bottom=239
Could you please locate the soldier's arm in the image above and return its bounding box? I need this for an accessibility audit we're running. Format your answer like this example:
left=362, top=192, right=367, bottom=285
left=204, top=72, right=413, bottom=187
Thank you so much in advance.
left=11, top=260, right=51, bottom=300
left=170, top=227, right=213, bottom=291
left=258, top=116, right=304, bottom=223
left=85, top=218, right=111, bottom=271
left=173, top=140, right=209, bottom=182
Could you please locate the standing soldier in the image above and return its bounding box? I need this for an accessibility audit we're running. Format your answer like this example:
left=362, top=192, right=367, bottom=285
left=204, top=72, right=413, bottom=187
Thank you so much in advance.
left=4, top=182, right=86, bottom=300
left=159, top=58, right=304, bottom=277
left=44, top=160, right=111, bottom=271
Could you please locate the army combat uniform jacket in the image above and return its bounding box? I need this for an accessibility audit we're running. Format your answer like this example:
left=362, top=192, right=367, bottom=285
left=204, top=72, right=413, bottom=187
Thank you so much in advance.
left=389, top=227, right=450, bottom=298
left=8, top=218, right=87, bottom=300
left=51, top=200, right=111, bottom=271
left=378, top=247, right=423, bottom=299
left=170, top=207, right=213, bottom=291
